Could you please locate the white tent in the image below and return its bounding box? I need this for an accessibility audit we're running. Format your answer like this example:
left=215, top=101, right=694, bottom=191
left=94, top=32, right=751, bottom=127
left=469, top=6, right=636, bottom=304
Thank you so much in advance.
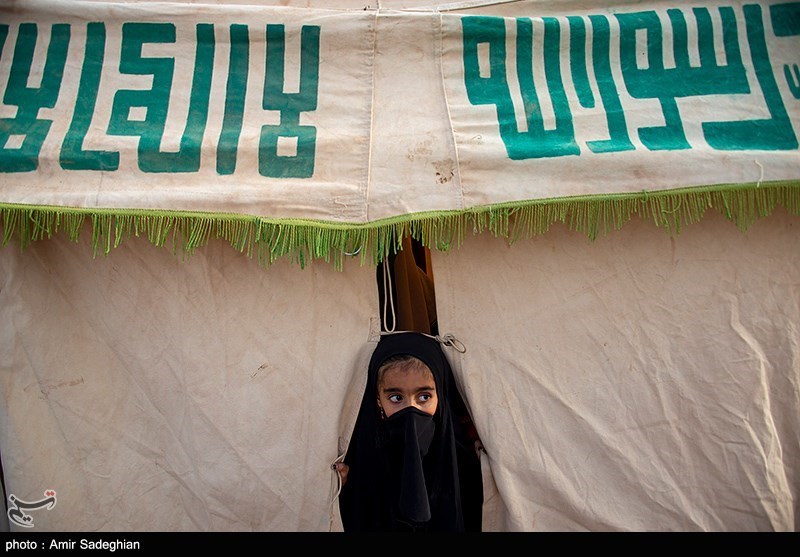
left=0, top=0, right=798, bottom=531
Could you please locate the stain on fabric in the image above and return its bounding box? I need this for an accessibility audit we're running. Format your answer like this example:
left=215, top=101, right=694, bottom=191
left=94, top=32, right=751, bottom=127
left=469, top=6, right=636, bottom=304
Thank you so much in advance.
left=27, top=377, right=85, bottom=398
left=433, top=158, right=455, bottom=184
left=251, top=363, right=271, bottom=378
left=407, top=138, right=434, bottom=161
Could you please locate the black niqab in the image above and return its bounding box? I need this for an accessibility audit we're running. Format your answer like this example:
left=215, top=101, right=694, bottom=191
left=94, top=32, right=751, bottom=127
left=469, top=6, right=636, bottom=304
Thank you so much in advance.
left=339, top=332, right=483, bottom=532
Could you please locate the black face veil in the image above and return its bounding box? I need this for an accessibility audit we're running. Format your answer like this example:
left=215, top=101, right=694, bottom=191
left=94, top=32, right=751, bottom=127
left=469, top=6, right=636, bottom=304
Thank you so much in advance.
left=339, top=332, right=483, bottom=532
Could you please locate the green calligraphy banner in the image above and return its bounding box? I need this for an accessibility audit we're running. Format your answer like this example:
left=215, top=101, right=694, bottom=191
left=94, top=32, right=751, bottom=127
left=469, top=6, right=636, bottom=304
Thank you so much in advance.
left=0, top=0, right=798, bottom=266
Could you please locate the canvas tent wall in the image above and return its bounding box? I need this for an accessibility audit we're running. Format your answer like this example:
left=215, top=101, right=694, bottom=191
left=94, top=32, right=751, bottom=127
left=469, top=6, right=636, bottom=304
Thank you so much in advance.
left=0, top=0, right=798, bottom=531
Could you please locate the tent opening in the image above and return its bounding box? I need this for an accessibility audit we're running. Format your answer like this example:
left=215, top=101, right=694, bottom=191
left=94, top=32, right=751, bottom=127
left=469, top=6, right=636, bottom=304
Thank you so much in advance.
left=376, top=236, right=439, bottom=335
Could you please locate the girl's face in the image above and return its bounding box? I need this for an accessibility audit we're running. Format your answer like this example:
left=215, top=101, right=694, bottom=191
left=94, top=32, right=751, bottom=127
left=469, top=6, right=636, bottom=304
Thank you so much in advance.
left=377, top=365, right=438, bottom=418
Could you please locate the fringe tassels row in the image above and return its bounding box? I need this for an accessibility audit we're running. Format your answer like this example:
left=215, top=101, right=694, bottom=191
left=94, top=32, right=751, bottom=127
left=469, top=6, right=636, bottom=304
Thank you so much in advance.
left=2, top=182, right=798, bottom=270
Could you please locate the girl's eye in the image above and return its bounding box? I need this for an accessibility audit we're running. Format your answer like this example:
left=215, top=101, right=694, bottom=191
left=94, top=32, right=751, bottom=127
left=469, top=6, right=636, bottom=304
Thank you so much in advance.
left=418, top=393, right=432, bottom=402
left=388, top=394, right=402, bottom=403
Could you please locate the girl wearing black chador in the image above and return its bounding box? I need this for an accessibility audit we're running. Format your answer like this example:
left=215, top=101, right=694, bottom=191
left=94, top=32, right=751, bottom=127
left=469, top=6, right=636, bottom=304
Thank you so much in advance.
left=337, top=332, right=483, bottom=532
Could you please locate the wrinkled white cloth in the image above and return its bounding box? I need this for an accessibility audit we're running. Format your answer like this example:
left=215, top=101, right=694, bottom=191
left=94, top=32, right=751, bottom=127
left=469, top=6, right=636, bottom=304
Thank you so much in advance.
left=433, top=210, right=800, bottom=531
left=0, top=231, right=377, bottom=531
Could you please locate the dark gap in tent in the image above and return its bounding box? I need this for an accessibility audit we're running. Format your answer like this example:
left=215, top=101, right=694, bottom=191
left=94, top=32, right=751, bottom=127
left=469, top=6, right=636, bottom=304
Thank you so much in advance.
left=376, top=236, right=439, bottom=336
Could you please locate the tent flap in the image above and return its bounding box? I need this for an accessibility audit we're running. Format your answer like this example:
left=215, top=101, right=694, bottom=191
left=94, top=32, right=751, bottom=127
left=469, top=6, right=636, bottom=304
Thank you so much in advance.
left=433, top=210, right=800, bottom=531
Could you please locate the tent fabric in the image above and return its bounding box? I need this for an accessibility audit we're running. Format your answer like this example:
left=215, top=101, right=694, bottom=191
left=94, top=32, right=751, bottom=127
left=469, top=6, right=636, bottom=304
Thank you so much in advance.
left=0, top=230, right=378, bottom=531
left=0, top=0, right=798, bottom=266
left=3, top=212, right=797, bottom=531
left=432, top=209, right=799, bottom=531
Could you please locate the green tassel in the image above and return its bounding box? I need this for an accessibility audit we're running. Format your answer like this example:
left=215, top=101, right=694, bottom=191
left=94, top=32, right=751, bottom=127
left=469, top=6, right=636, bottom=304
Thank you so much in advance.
left=1, top=181, right=798, bottom=270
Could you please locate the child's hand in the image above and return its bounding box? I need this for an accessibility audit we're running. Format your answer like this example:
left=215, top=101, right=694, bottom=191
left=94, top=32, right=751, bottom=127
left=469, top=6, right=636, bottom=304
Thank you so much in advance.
left=333, top=462, right=350, bottom=486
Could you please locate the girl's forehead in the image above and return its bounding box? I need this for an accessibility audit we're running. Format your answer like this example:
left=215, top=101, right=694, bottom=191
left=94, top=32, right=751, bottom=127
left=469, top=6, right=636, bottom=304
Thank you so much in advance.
left=380, top=364, right=435, bottom=384
left=383, top=363, right=431, bottom=375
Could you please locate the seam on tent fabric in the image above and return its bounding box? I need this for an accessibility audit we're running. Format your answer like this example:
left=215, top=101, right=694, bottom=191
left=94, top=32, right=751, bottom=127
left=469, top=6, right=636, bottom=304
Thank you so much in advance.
left=364, top=9, right=381, bottom=223
left=437, top=10, right=465, bottom=212
left=1, top=180, right=796, bottom=227
left=1, top=180, right=798, bottom=270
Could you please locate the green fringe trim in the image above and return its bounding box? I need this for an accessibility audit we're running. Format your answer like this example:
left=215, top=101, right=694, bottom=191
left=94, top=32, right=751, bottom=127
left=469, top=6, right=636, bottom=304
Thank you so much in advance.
left=1, top=180, right=798, bottom=270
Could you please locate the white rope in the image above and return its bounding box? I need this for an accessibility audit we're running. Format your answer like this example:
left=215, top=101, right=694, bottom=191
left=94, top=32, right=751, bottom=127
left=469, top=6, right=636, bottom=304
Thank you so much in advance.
left=382, top=257, right=396, bottom=332
left=328, top=452, right=347, bottom=530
